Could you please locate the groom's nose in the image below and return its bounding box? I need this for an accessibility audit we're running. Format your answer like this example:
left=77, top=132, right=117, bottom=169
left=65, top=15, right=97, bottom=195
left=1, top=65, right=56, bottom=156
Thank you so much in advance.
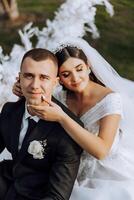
left=30, top=77, right=41, bottom=89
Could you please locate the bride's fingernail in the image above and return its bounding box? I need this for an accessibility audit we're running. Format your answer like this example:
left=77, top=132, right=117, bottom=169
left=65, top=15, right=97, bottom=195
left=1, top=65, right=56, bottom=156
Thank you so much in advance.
left=41, top=95, right=46, bottom=101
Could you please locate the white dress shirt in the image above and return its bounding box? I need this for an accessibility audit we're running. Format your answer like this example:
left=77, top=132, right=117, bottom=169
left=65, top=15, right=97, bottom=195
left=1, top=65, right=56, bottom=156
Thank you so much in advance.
left=18, top=103, right=39, bottom=150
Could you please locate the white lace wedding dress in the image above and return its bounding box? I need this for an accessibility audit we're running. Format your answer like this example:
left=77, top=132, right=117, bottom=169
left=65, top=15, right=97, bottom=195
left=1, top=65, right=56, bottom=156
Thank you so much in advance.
left=54, top=91, right=134, bottom=200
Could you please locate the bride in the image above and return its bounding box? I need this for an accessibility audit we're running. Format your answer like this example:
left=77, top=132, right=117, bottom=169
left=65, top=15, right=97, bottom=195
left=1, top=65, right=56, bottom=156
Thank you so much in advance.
left=13, top=38, right=134, bottom=199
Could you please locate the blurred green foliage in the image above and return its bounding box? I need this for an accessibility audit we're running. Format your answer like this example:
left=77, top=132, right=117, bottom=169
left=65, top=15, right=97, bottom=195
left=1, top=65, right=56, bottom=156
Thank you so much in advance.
left=0, top=0, right=133, bottom=80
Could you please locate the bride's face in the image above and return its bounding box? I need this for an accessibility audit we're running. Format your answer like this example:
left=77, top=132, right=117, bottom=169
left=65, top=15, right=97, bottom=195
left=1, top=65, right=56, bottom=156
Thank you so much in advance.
left=59, top=57, right=90, bottom=92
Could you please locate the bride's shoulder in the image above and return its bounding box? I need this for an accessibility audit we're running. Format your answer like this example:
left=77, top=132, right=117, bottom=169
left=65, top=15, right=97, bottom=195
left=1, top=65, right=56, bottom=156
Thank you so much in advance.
left=96, top=84, right=121, bottom=104
left=94, top=85, right=112, bottom=103
left=94, top=85, right=123, bottom=113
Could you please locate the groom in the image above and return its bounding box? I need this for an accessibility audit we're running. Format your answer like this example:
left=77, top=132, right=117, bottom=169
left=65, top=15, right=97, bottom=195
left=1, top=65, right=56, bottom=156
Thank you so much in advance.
left=0, top=48, right=82, bottom=200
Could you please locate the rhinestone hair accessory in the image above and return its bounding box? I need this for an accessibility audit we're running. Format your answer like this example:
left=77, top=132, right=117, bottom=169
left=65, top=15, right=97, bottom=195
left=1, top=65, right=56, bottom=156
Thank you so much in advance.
left=52, top=43, right=81, bottom=54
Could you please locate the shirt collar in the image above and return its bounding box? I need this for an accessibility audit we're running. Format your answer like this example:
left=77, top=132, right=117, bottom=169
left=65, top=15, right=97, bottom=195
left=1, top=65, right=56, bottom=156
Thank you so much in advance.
left=24, top=102, right=39, bottom=123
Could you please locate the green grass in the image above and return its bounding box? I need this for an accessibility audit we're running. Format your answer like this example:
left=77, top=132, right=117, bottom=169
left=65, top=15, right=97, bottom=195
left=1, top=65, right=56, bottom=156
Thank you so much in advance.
left=0, top=0, right=64, bottom=52
left=0, top=0, right=133, bottom=80
left=85, top=0, right=134, bottom=80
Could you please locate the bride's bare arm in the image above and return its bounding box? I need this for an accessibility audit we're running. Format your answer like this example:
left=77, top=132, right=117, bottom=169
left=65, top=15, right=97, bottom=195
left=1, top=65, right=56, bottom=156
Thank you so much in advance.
left=59, top=112, right=121, bottom=159
left=29, top=100, right=121, bottom=160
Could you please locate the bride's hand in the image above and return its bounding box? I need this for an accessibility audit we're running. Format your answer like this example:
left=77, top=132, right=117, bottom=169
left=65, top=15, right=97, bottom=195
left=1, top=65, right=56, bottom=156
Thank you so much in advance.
left=29, top=98, right=66, bottom=122
left=12, top=77, right=23, bottom=97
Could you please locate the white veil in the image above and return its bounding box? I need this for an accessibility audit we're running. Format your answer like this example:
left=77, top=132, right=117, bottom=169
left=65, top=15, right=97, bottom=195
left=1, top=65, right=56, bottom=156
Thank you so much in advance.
left=54, top=38, right=134, bottom=150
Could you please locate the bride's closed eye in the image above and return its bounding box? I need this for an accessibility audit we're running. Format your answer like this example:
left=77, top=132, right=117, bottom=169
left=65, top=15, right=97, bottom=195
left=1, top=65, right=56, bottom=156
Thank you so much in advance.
left=76, top=65, right=83, bottom=71
left=61, top=72, right=70, bottom=78
left=60, top=65, right=83, bottom=78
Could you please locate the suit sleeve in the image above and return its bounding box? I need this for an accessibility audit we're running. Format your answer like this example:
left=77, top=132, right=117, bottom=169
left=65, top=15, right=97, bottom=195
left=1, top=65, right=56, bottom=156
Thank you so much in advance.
left=0, top=114, right=5, bottom=153
left=42, top=130, right=82, bottom=200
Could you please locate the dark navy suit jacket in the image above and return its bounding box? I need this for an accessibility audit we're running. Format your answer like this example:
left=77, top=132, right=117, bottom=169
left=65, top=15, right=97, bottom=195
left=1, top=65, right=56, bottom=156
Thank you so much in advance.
left=0, top=97, right=83, bottom=200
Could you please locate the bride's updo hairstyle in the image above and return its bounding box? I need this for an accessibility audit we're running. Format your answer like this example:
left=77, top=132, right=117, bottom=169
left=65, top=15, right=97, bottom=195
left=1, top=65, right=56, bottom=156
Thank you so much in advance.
left=55, top=46, right=104, bottom=86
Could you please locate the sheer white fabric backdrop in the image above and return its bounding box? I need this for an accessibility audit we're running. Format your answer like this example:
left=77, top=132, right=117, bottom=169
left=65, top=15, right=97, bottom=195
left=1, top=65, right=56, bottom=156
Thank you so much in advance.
left=0, top=0, right=114, bottom=109
left=0, top=0, right=114, bottom=161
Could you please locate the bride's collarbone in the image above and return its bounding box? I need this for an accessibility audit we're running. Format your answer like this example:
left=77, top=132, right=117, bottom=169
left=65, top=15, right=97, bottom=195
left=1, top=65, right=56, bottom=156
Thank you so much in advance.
left=67, top=99, right=95, bottom=117
left=67, top=89, right=113, bottom=117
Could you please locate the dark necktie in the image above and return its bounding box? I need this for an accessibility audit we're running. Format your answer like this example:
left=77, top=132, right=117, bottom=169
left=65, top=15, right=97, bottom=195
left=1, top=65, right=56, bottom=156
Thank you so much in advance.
left=27, top=118, right=37, bottom=136
left=22, top=118, right=37, bottom=144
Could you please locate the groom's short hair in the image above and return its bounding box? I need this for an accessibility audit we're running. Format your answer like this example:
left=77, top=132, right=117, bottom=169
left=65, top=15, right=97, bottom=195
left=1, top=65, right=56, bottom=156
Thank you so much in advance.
left=21, top=48, right=58, bottom=68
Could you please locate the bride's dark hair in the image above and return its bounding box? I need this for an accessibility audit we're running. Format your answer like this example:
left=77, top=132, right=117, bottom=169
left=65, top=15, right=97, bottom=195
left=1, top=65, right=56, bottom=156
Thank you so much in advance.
left=55, top=46, right=104, bottom=87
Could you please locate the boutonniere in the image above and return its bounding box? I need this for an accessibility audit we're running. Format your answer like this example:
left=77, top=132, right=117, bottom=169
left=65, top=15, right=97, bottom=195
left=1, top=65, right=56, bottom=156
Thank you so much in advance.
left=28, top=139, right=47, bottom=159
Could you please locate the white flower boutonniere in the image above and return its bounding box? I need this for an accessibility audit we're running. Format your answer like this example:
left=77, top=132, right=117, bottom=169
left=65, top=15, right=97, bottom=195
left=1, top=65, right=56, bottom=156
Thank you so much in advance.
left=28, top=140, right=47, bottom=159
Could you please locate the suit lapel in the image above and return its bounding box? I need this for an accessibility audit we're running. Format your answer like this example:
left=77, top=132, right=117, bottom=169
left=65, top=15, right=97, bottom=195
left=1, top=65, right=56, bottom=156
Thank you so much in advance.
left=10, top=100, right=25, bottom=158
left=16, top=119, right=55, bottom=163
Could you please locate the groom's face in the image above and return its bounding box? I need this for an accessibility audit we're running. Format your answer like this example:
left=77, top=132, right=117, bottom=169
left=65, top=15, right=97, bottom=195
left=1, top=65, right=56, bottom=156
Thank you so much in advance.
left=19, top=57, right=58, bottom=105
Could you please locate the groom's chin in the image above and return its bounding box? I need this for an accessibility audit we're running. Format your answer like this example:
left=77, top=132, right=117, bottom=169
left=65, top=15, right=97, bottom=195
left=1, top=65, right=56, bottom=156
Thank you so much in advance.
left=27, top=98, right=42, bottom=106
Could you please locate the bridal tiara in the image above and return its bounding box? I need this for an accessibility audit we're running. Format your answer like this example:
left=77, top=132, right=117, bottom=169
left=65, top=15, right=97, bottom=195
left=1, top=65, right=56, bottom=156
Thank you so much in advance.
left=52, top=43, right=81, bottom=54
